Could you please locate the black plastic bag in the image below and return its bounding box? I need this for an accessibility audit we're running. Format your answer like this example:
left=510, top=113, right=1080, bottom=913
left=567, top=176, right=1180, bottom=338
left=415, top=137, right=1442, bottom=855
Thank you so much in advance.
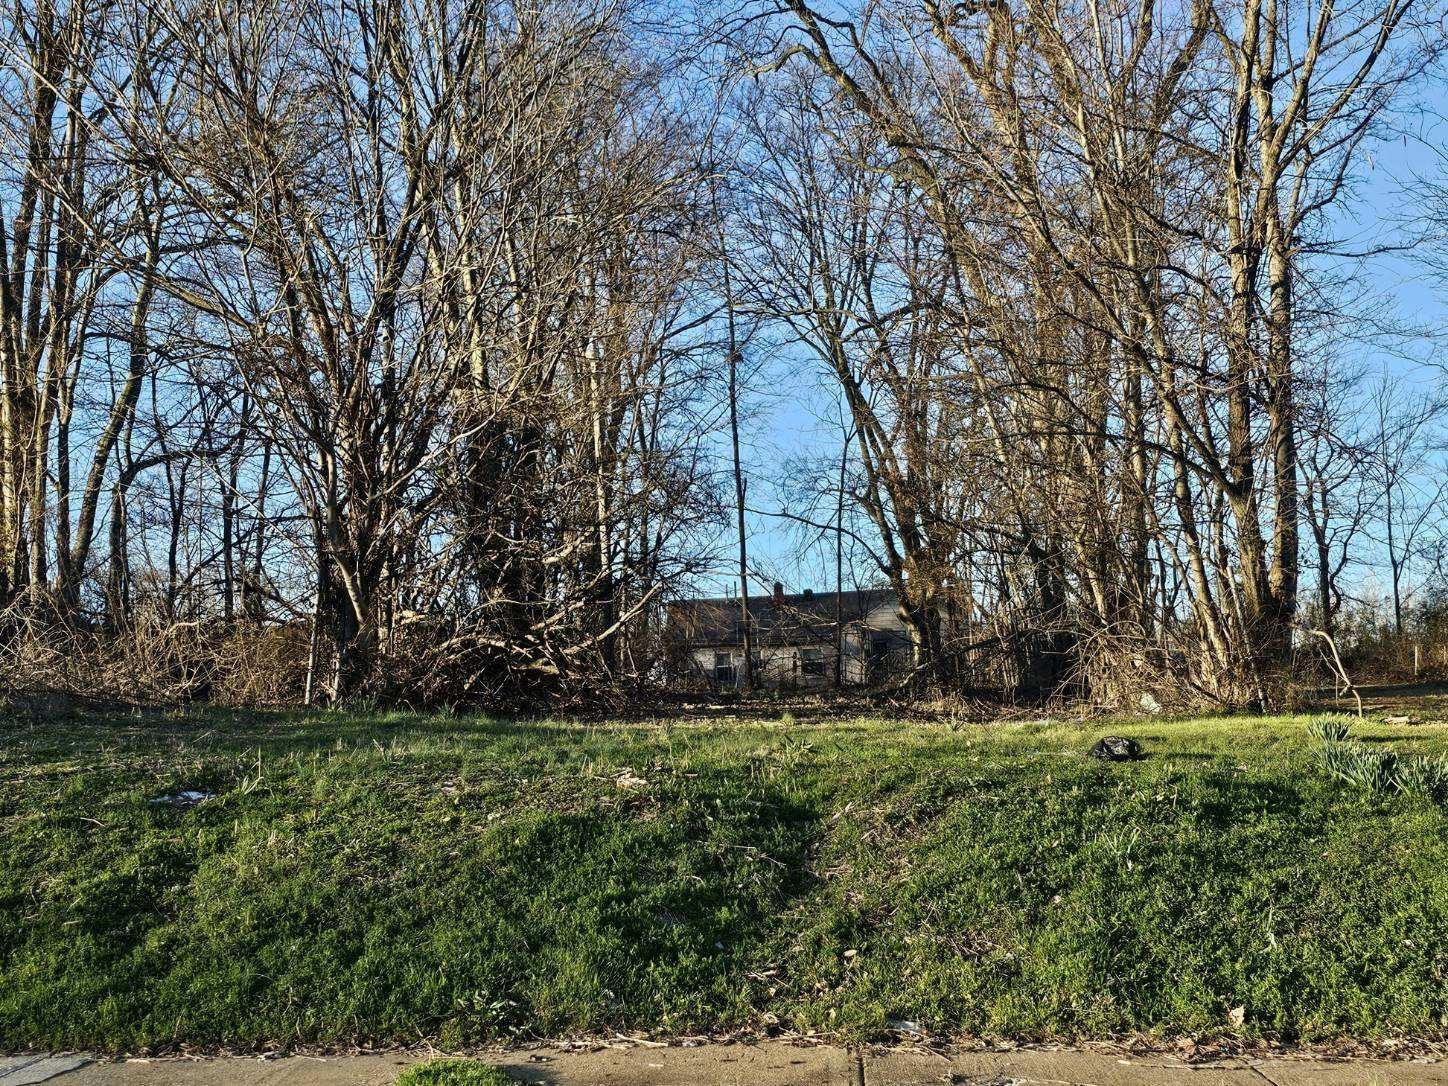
left=1089, top=735, right=1144, bottom=761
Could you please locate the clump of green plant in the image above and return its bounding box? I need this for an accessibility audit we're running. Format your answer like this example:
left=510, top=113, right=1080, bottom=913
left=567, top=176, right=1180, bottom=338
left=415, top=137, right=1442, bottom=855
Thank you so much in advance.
left=1306, top=715, right=1353, bottom=744
left=395, top=1060, right=515, bottom=1085
left=1320, top=742, right=1399, bottom=794
left=1395, top=754, right=1448, bottom=801
left=1318, top=733, right=1448, bottom=802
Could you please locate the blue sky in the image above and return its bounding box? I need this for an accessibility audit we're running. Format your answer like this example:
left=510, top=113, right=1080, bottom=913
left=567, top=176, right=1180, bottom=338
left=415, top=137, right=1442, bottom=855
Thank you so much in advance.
left=694, top=89, right=1448, bottom=601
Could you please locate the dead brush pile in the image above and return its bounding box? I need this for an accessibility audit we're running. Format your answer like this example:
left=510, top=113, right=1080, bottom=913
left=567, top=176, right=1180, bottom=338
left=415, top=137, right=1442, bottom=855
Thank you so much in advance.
left=0, top=610, right=307, bottom=709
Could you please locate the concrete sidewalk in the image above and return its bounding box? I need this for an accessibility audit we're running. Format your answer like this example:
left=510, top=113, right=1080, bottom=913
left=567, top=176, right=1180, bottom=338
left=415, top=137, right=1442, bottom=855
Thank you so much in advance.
left=4, top=1043, right=1447, bottom=1086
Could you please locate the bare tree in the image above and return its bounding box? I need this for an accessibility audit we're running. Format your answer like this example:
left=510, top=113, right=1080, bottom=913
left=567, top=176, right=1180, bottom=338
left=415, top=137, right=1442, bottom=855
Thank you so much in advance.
left=740, top=0, right=1439, bottom=705
left=1363, top=371, right=1448, bottom=634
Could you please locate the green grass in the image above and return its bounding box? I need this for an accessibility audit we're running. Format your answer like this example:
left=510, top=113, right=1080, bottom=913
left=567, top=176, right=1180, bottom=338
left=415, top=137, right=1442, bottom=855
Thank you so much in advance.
left=395, top=1059, right=514, bottom=1085
left=3, top=707, right=1448, bottom=1051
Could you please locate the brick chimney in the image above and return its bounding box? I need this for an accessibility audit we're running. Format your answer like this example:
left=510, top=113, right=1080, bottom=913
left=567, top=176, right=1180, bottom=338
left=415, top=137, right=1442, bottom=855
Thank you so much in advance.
left=772, top=581, right=784, bottom=606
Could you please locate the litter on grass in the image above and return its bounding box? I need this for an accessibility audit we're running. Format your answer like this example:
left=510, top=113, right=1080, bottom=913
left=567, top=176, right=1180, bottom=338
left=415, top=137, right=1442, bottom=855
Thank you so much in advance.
left=149, top=790, right=214, bottom=809
left=1089, top=736, right=1145, bottom=762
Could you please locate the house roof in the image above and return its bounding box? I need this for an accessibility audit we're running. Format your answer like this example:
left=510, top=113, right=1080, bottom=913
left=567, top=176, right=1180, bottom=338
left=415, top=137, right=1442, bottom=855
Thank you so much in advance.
left=666, top=587, right=898, bottom=648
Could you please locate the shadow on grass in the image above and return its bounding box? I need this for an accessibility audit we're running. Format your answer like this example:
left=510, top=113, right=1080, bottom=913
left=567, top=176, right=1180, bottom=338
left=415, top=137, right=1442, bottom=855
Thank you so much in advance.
left=1192, top=774, right=1306, bottom=831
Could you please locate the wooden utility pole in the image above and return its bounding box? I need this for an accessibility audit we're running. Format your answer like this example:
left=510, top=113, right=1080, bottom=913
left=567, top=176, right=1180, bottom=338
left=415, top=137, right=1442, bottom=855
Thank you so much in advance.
left=719, top=203, right=754, bottom=691
left=835, top=420, right=850, bottom=689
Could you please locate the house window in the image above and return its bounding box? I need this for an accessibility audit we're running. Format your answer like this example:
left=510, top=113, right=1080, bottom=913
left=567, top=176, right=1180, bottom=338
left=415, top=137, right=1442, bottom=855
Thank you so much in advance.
left=801, top=647, right=826, bottom=676
left=713, top=651, right=736, bottom=684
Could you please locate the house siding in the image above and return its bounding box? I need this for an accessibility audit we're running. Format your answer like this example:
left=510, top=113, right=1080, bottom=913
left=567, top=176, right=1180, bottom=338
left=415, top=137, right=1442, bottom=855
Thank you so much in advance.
left=677, top=598, right=910, bottom=689
left=688, top=642, right=869, bottom=688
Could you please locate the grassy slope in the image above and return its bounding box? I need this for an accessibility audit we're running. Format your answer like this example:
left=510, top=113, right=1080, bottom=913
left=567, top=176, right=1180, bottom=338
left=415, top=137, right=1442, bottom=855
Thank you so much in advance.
left=2, top=708, right=1447, bottom=1051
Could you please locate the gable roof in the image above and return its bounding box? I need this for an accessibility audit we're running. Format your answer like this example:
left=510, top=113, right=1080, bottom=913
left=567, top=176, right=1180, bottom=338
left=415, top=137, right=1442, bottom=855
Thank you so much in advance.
left=666, top=587, right=898, bottom=648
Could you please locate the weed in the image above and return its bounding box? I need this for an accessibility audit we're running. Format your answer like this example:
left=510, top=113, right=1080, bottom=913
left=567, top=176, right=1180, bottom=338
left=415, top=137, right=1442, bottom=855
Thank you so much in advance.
left=395, top=1061, right=514, bottom=1085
